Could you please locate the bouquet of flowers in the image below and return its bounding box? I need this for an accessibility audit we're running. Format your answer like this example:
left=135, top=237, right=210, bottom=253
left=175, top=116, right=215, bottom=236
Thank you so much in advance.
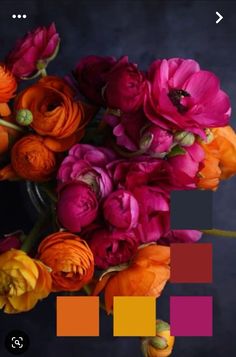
left=1, top=23, right=236, bottom=357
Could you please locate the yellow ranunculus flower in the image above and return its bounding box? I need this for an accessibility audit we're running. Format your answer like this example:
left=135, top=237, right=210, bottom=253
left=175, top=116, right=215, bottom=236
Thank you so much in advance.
left=141, top=320, right=175, bottom=357
left=0, top=249, right=52, bottom=313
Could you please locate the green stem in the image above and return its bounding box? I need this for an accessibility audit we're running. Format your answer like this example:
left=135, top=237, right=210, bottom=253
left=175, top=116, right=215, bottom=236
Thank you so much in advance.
left=0, top=118, right=24, bottom=133
left=202, top=229, right=236, bottom=238
left=21, top=210, right=50, bottom=253
left=41, top=68, right=47, bottom=77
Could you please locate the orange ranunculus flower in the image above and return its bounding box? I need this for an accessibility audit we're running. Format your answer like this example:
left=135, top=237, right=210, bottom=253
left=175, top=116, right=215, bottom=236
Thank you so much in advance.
left=0, top=117, right=22, bottom=157
left=0, top=64, right=17, bottom=117
left=10, top=134, right=57, bottom=182
left=0, top=250, right=52, bottom=313
left=93, top=245, right=170, bottom=314
left=14, top=76, right=94, bottom=152
left=37, top=232, right=94, bottom=292
left=198, top=126, right=236, bottom=190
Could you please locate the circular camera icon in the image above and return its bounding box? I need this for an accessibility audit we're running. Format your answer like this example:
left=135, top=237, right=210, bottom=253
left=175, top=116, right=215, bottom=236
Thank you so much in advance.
left=5, top=330, right=30, bottom=355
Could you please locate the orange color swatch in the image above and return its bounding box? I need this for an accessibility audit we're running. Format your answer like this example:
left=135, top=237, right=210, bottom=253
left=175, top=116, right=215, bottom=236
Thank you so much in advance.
left=113, top=296, right=156, bottom=336
left=170, top=243, right=212, bottom=283
left=56, top=296, right=99, bottom=336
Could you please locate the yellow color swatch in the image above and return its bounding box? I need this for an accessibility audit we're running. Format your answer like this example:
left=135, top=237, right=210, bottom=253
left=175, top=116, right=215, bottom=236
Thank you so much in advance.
left=113, top=296, right=156, bottom=336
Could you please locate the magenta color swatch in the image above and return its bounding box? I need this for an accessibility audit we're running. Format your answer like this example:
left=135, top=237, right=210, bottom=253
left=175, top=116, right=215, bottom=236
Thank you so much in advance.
left=170, top=296, right=213, bottom=336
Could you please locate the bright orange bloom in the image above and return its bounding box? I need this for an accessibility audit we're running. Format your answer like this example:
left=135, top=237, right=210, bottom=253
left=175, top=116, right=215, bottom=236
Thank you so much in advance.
left=94, top=245, right=170, bottom=314
left=10, top=134, right=57, bottom=182
left=198, top=126, right=236, bottom=190
left=0, top=250, right=52, bottom=314
left=38, top=232, right=94, bottom=292
left=0, top=64, right=17, bottom=103
left=0, top=116, right=22, bottom=157
left=14, top=76, right=95, bottom=152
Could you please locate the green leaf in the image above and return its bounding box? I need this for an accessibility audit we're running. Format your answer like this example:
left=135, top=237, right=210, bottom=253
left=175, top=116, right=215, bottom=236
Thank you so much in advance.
left=167, top=145, right=186, bottom=158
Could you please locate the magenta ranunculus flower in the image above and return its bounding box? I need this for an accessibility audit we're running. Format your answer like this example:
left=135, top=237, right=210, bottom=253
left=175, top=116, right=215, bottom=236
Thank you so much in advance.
left=103, top=56, right=147, bottom=113
left=133, top=185, right=170, bottom=243
left=144, top=58, right=231, bottom=137
left=161, top=229, right=202, bottom=244
left=166, top=142, right=205, bottom=189
left=74, top=55, right=117, bottom=105
left=57, top=144, right=116, bottom=199
left=139, top=125, right=173, bottom=156
left=0, top=231, right=22, bottom=254
left=57, top=182, right=98, bottom=233
left=104, top=110, right=147, bottom=151
left=5, top=23, right=60, bottom=79
left=103, top=189, right=139, bottom=230
left=89, top=228, right=139, bottom=269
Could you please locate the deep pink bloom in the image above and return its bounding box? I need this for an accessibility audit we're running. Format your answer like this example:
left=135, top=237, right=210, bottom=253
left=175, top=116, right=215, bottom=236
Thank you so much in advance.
left=74, top=55, right=116, bottom=105
left=166, top=142, right=205, bottom=189
left=140, top=125, right=173, bottom=155
left=144, top=58, right=231, bottom=137
left=5, top=23, right=60, bottom=79
left=108, top=157, right=169, bottom=191
left=57, top=144, right=116, bottom=198
left=133, top=185, right=170, bottom=242
left=104, top=111, right=147, bottom=151
left=57, top=182, right=98, bottom=233
left=103, top=56, right=147, bottom=112
left=161, top=230, right=202, bottom=243
left=103, top=189, right=139, bottom=230
left=0, top=231, right=22, bottom=254
left=89, top=228, right=139, bottom=269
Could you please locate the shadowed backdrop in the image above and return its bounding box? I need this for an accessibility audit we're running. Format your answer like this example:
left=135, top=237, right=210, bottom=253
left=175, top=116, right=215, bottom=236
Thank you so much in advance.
left=0, top=1, right=236, bottom=356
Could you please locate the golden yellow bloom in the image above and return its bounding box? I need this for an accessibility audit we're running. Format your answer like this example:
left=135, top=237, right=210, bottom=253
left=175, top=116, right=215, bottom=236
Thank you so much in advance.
left=0, top=250, right=52, bottom=313
left=141, top=320, right=175, bottom=357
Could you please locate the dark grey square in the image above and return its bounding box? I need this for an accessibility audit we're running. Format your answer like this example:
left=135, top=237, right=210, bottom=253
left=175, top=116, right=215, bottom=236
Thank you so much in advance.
left=170, top=190, right=213, bottom=230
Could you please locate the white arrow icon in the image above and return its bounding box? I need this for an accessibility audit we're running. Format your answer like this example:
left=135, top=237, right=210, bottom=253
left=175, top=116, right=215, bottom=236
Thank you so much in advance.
left=216, top=11, right=223, bottom=24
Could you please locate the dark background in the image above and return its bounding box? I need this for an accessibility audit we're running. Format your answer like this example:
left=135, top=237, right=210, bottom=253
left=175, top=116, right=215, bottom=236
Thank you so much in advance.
left=0, top=0, right=236, bottom=356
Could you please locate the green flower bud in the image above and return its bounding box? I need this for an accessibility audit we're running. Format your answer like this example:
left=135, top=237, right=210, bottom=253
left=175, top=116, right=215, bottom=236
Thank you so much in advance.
left=139, top=133, right=153, bottom=151
left=174, top=131, right=195, bottom=147
left=16, top=109, right=33, bottom=126
left=141, top=320, right=175, bottom=357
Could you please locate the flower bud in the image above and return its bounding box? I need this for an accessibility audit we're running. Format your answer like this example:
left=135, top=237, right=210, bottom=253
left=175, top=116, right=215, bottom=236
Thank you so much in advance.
left=204, top=129, right=214, bottom=144
left=140, top=126, right=173, bottom=155
left=174, top=130, right=195, bottom=147
left=141, top=320, right=175, bottom=357
left=16, top=109, right=33, bottom=126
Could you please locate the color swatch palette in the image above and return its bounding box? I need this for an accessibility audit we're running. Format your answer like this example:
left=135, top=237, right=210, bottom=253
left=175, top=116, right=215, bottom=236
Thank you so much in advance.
left=170, top=243, right=213, bottom=283
left=113, top=296, right=156, bottom=336
left=56, top=242, right=213, bottom=337
left=56, top=296, right=99, bottom=336
left=170, top=296, right=213, bottom=336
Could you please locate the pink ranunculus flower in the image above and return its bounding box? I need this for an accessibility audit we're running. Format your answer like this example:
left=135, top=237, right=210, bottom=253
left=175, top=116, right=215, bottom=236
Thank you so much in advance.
left=89, top=228, right=139, bottom=269
left=57, top=144, right=116, bottom=199
left=161, top=229, right=203, bottom=244
left=144, top=58, right=231, bottom=137
left=5, top=23, right=60, bottom=79
left=0, top=231, right=22, bottom=254
left=57, top=182, right=98, bottom=233
left=133, top=185, right=170, bottom=243
left=139, top=125, right=173, bottom=156
left=104, top=110, right=147, bottom=151
left=103, top=56, right=148, bottom=113
left=74, top=55, right=117, bottom=105
left=108, top=157, right=169, bottom=191
left=166, top=142, right=205, bottom=189
left=103, top=189, right=139, bottom=230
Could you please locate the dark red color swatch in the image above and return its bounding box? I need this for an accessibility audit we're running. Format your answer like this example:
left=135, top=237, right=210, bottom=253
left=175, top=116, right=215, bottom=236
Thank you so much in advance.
left=170, top=243, right=212, bottom=283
